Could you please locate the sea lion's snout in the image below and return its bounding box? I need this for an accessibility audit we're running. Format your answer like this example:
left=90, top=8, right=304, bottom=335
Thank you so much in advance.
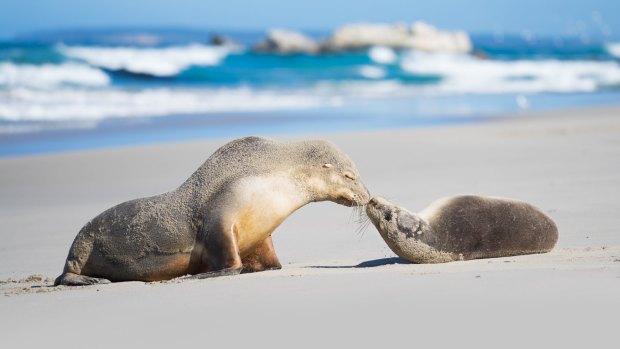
left=337, top=188, right=370, bottom=207
left=356, top=183, right=371, bottom=205
left=367, top=196, right=389, bottom=209
left=366, top=196, right=392, bottom=223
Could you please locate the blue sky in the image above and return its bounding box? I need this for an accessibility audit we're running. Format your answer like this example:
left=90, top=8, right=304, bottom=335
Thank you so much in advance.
left=1, top=0, right=619, bottom=39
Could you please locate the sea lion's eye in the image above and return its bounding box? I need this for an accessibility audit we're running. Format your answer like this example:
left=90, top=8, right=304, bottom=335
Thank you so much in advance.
left=323, top=163, right=333, bottom=168
left=344, top=173, right=355, bottom=180
left=384, top=211, right=392, bottom=221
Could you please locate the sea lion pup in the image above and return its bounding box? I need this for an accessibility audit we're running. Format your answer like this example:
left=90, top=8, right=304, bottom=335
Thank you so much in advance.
left=55, top=136, right=370, bottom=286
left=366, top=196, right=558, bottom=263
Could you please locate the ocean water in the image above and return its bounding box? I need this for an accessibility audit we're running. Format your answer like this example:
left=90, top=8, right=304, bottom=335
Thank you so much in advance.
left=1, top=29, right=620, bottom=156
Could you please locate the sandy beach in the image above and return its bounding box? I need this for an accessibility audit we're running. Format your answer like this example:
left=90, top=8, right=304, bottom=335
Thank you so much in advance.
left=1, top=106, right=619, bottom=348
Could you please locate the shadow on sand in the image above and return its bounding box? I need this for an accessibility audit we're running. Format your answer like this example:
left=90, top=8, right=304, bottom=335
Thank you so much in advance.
left=307, top=257, right=410, bottom=269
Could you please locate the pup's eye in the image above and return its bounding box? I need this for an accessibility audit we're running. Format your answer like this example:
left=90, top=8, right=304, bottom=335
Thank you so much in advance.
left=384, top=211, right=392, bottom=221
left=344, top=173, right=355, bottom=180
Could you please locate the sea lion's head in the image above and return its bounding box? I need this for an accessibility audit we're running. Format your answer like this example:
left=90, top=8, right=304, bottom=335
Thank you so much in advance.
left=366, top=196, right=457, bottom=264
left=366, top=197, right=423, bottom=240
left=296, top=140, right=370, bottom=207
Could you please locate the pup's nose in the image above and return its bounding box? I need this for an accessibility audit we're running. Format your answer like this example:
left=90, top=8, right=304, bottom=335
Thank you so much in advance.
left=368, top=197, right=378, bottom=206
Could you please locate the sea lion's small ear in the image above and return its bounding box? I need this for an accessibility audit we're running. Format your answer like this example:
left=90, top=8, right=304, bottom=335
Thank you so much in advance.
left=323, top=163, right=332, bottom=168
left=397, top=212, right=420, bottom=237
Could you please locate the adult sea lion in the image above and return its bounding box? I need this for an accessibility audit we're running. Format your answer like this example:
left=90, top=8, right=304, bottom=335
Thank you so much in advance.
left=55, top=136, right=370, bottom=286
left=366, top=196, right=558, bottom=263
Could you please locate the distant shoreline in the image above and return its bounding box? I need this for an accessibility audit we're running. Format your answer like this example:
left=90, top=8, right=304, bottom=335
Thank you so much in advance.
left=2, top=101, right=619, bottom=158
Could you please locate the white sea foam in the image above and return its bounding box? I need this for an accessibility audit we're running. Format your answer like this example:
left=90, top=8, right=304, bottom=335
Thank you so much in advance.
left=0, top=87, right=324, bottom=123
left=0, top=63, right=110, bottom=88
left=58, top=44, right=231, bottom=77
left=358, top=65, right=387, bottom=79
left=400, top=52, right=620, bottom=93
left=368, top=46, right=397, bottom=64
left=606, top=43, right=620, bottom=58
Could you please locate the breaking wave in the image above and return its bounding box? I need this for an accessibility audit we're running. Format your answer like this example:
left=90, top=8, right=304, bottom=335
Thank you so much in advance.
left=0, top=62, right=110, bottom=88
left=0, top=87, right=324, bottom=122
left=58, top=44, right=231, bottom=77
left=400, top=52, right=620, bottom=93
left=358, top=65, right=387, bottom=79
left=606, top=43, right=620, bottom=59
left=368, top=46, right=397, bottom=65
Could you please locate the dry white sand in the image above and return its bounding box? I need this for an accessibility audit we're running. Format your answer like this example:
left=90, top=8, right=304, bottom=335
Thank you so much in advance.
left=1, top=106, right=619, bottom=348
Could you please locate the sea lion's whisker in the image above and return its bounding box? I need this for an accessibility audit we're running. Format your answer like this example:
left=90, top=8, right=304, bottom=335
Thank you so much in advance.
left=354, top=209, right=371, bottom=239
left=354, top=205, right=369, bottom=224
left=351, top=205, right=364, bottom=227
left=356, top=219, right=371, bottom=241
left=348, top=207, right=355, bottom=223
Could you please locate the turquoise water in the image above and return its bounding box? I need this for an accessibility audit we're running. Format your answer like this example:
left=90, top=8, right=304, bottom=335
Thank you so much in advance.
left=1, top=29, right=620, bottom=156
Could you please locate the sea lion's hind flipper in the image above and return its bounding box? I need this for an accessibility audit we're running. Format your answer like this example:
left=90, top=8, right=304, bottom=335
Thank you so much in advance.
left=188, top=268, right=241, bottom=279
left=54, top=272, right=111, bottom=286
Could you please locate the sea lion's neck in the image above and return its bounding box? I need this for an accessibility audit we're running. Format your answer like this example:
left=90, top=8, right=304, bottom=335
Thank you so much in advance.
left=179, top=168, right=314, bottom=220
left=234, top=174, right=310, bottom=212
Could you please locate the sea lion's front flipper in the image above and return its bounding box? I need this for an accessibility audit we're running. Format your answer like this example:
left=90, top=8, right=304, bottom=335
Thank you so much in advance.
left=197, top=221, right=244, bottom=278
left=241, top=236, right=282, bottom=273
left=188, top=268, right=241, bottom=279
left=54, top=272, right=111, bottom=286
